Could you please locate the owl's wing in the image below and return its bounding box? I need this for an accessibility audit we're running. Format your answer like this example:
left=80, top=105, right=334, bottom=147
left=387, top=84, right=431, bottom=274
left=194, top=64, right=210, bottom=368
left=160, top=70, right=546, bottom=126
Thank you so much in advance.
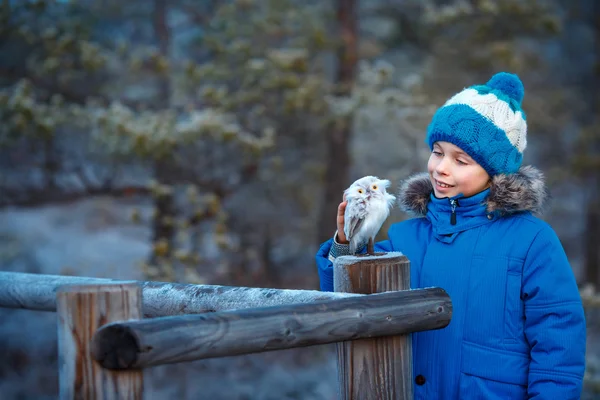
left=344, top=200, right=367, bottom=240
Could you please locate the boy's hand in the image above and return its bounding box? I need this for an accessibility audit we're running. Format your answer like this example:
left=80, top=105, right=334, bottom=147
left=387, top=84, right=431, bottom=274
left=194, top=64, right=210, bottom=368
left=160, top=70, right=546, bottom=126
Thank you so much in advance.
left=336, top=194, right=349, bottom=244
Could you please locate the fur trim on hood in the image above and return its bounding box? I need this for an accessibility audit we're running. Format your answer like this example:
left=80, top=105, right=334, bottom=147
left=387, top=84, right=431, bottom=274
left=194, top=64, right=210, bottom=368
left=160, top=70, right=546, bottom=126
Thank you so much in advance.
left=397, top=166, right=548, bottom=216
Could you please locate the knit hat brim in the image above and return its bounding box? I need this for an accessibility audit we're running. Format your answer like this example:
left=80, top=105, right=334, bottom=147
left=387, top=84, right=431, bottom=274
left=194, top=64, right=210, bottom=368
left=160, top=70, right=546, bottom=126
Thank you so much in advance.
left=426, top=104, right=523, bottom=177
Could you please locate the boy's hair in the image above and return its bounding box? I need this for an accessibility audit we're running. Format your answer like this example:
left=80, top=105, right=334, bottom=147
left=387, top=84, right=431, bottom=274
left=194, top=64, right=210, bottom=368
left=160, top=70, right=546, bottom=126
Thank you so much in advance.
left=425, top=72, right=527, bottom=177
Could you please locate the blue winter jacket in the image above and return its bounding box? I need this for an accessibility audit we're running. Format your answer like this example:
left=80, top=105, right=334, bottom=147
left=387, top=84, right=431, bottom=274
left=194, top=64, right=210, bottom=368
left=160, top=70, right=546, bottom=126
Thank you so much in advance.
left=316, top=167, right=586, bottom=399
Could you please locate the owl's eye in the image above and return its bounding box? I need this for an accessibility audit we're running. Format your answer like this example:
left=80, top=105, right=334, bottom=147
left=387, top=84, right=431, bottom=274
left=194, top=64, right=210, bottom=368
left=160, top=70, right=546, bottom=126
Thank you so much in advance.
left=372, top=185, right=378, bottom=190
left=357, top=188, right=364, bottom=194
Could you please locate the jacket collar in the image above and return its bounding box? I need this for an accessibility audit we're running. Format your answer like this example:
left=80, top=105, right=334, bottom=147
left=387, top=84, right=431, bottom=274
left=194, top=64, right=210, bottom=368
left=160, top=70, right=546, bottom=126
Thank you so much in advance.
left=397, top=165, right=547, bottom=217
left=396, top=166, right=548, bottom=243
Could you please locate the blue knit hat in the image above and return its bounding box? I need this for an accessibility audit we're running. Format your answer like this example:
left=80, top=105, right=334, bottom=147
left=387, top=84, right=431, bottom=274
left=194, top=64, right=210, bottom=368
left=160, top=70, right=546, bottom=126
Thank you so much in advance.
left=425, top=72, right=527, bottom=177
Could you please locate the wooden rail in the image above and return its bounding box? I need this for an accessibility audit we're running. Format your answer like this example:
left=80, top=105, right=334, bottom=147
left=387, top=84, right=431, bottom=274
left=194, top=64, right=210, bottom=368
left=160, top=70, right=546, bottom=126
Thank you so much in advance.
left=91, top=287, right=451, bottom=369
left=1, top=253, right=454, bottom=399
left=0, top=271, right=359, bottom=317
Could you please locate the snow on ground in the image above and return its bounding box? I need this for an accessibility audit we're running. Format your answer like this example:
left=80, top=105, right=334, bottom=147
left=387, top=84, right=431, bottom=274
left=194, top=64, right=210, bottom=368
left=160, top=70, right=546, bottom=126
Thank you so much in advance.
left=0, top=196, right=338, bottom=399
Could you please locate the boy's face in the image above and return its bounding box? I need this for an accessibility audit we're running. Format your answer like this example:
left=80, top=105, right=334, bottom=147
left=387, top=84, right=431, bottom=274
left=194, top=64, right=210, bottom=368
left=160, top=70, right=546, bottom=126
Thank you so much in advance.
left=427, top=141, right=491, bottom=198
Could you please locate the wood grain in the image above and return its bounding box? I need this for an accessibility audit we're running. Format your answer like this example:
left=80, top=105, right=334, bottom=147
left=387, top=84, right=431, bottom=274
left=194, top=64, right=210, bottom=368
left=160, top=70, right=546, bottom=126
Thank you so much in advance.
left=0, top=271, right=359, bottom=317
left=91, top=287, right=451, bottom=369
left=334, top=252, right=424, bottom=400
left=57, top=283, right=143, bottom=400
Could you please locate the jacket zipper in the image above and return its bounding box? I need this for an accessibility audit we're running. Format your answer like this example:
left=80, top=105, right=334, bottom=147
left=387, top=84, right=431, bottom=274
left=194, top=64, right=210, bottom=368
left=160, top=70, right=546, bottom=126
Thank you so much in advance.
left=449, top=199, right=458, bottom=225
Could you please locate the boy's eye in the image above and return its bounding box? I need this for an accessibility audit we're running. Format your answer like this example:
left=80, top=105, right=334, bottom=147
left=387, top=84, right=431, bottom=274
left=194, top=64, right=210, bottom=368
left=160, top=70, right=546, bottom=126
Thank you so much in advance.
left=457, top=159, right=467, bottom=165
left=432, top=151, right=442, bottom=156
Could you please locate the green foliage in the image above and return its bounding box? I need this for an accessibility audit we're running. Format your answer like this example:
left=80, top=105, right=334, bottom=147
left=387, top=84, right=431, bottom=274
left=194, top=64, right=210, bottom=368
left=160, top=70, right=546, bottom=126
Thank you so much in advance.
left=2, top=0, right=595, bottom=288
left=0, top=80, right=61, bottom=144
left=0, top=0, right=340, bottom=283
left=419, top=0, right=563, bottom=74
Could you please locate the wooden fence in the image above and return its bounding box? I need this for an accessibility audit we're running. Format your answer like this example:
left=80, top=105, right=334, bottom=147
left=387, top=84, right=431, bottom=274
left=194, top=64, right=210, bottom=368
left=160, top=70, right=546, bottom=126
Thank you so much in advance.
left=0, top=252, right=453, bottom=399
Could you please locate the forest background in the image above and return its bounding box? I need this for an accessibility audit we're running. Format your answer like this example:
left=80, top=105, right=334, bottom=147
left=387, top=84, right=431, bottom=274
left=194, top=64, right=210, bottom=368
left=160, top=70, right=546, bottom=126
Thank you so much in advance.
left=1, top=0, right=599, bottom=398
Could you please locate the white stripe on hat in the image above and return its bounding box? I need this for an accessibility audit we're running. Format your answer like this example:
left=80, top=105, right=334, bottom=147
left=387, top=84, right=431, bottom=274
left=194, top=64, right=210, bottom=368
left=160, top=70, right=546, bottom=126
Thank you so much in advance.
left=443, top=88, right=527, bottom=152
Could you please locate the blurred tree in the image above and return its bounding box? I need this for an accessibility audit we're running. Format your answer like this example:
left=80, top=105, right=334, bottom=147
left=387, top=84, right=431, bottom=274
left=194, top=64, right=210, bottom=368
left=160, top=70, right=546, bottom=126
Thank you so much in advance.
left=317, top=0, right=356, bottom=243
left=0, top=0, right=336, bottom=286
left=573, top=0, right=600, bottom=288
left=1, top=0, right=595, bottom=291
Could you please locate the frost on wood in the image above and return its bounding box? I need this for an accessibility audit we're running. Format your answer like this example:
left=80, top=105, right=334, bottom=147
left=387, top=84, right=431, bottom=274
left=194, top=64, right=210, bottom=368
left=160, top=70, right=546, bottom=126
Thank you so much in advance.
left=0, top=272, right=360, bottom=317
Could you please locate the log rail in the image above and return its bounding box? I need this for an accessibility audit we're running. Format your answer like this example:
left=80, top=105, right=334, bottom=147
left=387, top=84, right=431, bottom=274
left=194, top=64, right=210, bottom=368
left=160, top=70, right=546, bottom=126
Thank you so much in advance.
left=0, top=253, right=453, bottom=400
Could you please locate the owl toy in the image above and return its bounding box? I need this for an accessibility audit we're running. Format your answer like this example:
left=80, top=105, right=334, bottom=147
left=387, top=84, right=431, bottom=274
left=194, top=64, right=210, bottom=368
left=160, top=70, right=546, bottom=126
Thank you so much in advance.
left=344, top=176, right=396, bottom=255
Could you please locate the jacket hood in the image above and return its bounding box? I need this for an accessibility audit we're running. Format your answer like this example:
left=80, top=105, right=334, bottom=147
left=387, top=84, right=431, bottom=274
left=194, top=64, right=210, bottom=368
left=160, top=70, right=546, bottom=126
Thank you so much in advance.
left=397, top=165, right=548, bottom=216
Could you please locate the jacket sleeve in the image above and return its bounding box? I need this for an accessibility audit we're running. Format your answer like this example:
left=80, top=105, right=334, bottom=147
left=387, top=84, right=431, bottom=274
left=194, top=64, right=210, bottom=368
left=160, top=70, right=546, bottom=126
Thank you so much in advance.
left=315, top=235, right=393, bottom=292
left=522, top=225, right=586, bottom=399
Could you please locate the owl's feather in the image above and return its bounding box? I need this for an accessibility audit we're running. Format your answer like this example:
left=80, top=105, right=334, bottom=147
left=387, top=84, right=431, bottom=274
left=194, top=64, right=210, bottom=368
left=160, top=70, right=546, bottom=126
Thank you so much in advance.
left=343, top=176, right=396, bottom=254
left=344, top=199, right=366, bottom=241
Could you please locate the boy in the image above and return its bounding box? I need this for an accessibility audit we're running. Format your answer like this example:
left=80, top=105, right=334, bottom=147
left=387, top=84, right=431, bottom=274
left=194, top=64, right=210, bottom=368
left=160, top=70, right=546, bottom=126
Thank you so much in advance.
left=316, top=72, right=586, bottom=399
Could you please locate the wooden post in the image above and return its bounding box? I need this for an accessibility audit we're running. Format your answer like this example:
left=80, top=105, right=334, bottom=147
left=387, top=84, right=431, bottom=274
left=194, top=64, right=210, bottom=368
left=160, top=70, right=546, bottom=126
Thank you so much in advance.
left=334, top=252, right=412, bottom=400
left=56, top=283, right=143, bottom=400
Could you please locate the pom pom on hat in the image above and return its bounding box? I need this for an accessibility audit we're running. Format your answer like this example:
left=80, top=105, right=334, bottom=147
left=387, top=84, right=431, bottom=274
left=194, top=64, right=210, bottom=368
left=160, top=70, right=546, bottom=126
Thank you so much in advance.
left=425, top=71, right=528, bottom=177
left=486, top=72, right=524, bottom=105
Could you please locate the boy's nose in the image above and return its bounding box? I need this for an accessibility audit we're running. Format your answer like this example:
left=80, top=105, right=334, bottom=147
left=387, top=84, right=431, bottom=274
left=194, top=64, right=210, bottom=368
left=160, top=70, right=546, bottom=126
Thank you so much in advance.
left=435, top=158, right=450, bottom=175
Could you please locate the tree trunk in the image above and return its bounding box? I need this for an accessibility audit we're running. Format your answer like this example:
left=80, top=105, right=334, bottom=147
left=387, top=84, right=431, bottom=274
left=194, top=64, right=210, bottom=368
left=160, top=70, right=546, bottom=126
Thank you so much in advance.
left=150, top=0, right=176, bottom=269
left=584, top=0, right=600, bottom=287
left=154, top=0, right=171, bottom=105
left=317, top=0, right=358, bottom=244
left=584, top=196, right=600, bottom=287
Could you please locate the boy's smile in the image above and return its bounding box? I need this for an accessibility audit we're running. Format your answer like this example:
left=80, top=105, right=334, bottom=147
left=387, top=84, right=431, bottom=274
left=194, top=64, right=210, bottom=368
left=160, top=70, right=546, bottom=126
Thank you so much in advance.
left=427, top=141, right=491, bottom=198
left=433, top=178, right=455, bottom=196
